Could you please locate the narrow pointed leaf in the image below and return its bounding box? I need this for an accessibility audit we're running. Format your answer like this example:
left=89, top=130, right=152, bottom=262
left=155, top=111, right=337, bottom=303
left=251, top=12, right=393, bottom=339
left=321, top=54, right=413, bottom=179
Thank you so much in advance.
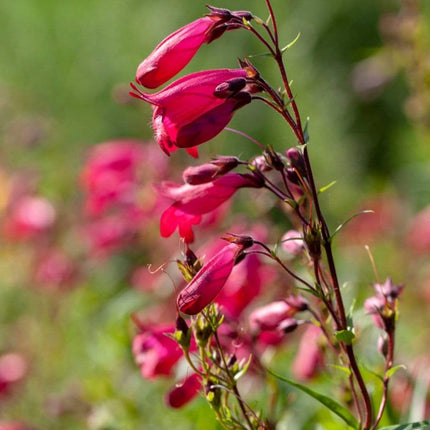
left=386, top=364, right=407, bottom=379
left=267, top=369, right=359, bottom=429
left=329, top=210, right=375, bottom=242
left=378, top=421, right=430, bottom=430
left=281, top=32, right=301, bottom=53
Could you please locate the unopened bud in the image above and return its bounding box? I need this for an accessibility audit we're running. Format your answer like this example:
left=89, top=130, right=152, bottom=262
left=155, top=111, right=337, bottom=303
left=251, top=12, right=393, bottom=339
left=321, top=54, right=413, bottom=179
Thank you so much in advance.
left=222, top=234, right=254, bottom=249
left=214, top=78, right=247, bottom=98
left=286, top=147, right=307, bottom=178
left=251, top=155, right=272, bottom=172
left=264, top=146, right=285, bottom=171
left=183, top=164, right=220, bottom=185
left=175, top=315, right=191, bottom=349
left=278, top=318, right=299, bottom=334
left=285, top=295, right=308, bottom=312
left=304, top=224, right=322, bottom=260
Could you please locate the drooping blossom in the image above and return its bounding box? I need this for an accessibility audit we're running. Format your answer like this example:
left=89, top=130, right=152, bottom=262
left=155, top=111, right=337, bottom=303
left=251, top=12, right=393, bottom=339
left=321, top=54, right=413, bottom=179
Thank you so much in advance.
left=131, top=69, right=253, bottom=156
left=136, top=7, right=253, bottom=89
left=165, top=373, right=202, bottom=408
left=291, top=325, right=324, bottom=381
left=158, top=173, right=262, bottom=243
left=132, top=325, right=182, bottom=380
left=177, top=243, right=244, bottom=315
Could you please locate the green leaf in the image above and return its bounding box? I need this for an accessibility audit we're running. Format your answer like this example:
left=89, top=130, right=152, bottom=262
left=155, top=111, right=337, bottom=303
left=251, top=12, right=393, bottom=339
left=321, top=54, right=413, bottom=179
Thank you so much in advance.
left=386, top=364, right=407, bottom=379
left=303, top=117, right=310, bottom=143
left=328, top=364, right=352, bottom=377
left=318, top=180, right=337, bottom=194
left=234, top=355, right=252, bottom=381
left=267, top=369, right=359, bottom=429
left=329, top=210, right=375, bottom=242
left=281, top=32, right=301, bottom=53
left=378, top=421, right=430, bottom=430
left=335, top=329, right=355, bottom=345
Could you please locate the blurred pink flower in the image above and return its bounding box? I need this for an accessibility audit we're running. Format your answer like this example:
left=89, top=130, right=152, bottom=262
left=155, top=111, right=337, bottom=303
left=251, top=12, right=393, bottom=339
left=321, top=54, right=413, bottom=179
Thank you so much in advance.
left=0, top=353, right=28, bottom=397
left=3, top=196, right=56, bottom=241
left=132, top=325, right=182, bottom=380
left=131, top=69, right=251, bottom=156
left=33, top=249, right=77, bottom=291
left=177, top=243, right=243, bottom=315
left=249, top=300, right=300, bottom=333
left=291, top=325, right=324, bottom=381
left=159, top=173, right=262, bottom=243
left=281, top=229, right=304, bottom=256
left=407, top=206, right=430, bottom=254
left=165, top=373, right=202, bottom=408
left=81, top=140, right=166, bottom=217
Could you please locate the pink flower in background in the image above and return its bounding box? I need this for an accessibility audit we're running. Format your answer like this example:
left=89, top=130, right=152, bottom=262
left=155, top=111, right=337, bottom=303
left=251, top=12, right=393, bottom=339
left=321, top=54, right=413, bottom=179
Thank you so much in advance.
left=165, top=373, right=202, bottom=408
left=0, top=353, right=28, bottom=397
left=159, top=173, right=262, bottom=243
left=81, top=140, right=162, bottom=217
left=3, top=196, right=56, bottom=241
left=291, top=325, right=324, bottom=381
left=177, top=243, right=243, bottom=315
left=132, top=325, right=182, bottom=380
left=131, top=69, right=251, bottom=156
left=407, top=206, right=430, bottom=254
left=33, top=249, right=77, bottom=291
left=249, top=300, right=299, bottom=333
left=0, top=424, right=33, bottom=430
left=281, top=230, right=304, bottom=256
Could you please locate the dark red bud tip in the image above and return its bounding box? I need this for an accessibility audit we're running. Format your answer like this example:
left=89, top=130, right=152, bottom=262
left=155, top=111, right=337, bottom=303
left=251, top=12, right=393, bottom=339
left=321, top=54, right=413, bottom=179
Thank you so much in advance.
left=278, top=318, right=299, bottom=334
left=232, top=91, right=252, bottom=110
left=222, top=234, right=254, bottom=249
left=214, top=78, right=247, bottom=98
left=176, top=315, right=189, bottom=335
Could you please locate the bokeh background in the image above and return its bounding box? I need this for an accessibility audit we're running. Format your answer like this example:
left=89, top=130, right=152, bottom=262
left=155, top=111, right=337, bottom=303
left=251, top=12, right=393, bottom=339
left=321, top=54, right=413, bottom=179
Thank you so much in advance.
left=1, top=0, right=430, bottom=428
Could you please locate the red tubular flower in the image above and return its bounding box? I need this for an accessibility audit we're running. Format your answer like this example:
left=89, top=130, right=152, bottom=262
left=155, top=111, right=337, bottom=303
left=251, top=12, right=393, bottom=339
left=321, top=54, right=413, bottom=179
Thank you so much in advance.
left=165, top=373, right=202, bottom=408
left=131, top=69, right=252, bottom=156
left=132, top=325, right=182, bottom=380
left=177, top=243, right=243, bottom=315
left=136, top=7, right=253, bottom=89
left=158, top=173, right=262, bottom=243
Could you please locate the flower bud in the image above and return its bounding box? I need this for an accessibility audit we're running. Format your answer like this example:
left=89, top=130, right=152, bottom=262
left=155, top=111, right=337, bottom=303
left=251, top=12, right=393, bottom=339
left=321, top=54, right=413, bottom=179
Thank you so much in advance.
left=278, top=318, right=299, bottom=334
left=251, top=155, right=272, bottom=172
left=264, top=146, right=285, bottom=171
left=175, top=315, right=191, bottom=350
left=286, top=147, right=307, bottom=178
left=213, top=78, right=247, bottom=98
left=304, top=224, right=322, bottom=260
left=378, top=334, right=389, bottom=358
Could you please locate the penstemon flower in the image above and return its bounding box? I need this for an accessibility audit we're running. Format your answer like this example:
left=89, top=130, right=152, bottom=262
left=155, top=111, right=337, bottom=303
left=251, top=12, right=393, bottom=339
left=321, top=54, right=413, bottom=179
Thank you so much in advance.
left=128, top=2, right=415, bottom=429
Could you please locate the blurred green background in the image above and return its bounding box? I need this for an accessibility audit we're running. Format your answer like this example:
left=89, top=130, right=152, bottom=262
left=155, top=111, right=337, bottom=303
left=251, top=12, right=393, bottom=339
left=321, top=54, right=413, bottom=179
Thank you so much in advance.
left=1, top=0, right=430, bottom=428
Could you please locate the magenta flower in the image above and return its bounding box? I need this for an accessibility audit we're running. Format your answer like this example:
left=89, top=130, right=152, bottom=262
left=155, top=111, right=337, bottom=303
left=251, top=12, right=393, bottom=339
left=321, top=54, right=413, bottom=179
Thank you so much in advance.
left=291, top=325, right=324, bottom=381
left=132, top=325, right=182, bottom=380
left=177, top=243, right=243, bottom=315
left=136, top=7, right=253, bottom=89
left=131, top=69, right=252, bottom=156
left=249, top=300, right=300, bottom=333
left=165, top=373, right=202, bottom=408
left=158, top=173, right=262, bottom=243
